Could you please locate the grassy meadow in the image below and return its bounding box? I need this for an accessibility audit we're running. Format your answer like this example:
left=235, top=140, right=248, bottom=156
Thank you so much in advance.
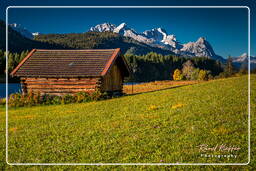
left=0, top=75, right=255, bottom=170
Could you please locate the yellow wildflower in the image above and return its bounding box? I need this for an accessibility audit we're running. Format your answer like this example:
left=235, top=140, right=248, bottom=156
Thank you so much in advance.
left=148, top=105, right=158, bottom=111
left=9, top=127, right=17, bottom=132
left=171, top=103, right=185, bottom=109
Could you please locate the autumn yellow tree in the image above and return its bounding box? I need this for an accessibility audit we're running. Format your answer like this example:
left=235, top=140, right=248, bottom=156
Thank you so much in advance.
left=173, top=69, right=183, bottom=81
left=198, top=70, right=207, bottom=80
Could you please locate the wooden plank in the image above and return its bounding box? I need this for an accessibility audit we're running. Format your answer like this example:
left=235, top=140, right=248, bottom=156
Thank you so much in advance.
left=25, top=82, right=99, bottom=85
left=24, top=77, right=100, bottom=81
left=24, top=81, right=100, bottom=84
left=27, top=88, right=95, bottom=93
left=26, top=84, right=96, bottom=89
left=24, top=80, right=100, bottom=84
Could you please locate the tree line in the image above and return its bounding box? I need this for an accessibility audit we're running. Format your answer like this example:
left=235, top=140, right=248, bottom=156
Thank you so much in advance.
left=1, top=50, right=253, bottom=82
left=124, top=52, right=224, bottom=82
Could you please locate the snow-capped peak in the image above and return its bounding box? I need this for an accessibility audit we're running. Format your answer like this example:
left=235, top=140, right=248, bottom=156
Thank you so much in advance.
left=117, top=22, right=127, bottom=29
left=113, top=23, right=129, bottom=34
left=240, top=53, right=248, bottom=58
left=89, top=23, right=116, bottom=32
left=196, top=37, right=206, bottom=43
left=233, top=53, right=248, bottom=62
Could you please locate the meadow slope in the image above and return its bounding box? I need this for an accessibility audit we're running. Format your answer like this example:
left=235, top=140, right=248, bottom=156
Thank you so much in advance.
left=0, top=75, right=255, bottom=170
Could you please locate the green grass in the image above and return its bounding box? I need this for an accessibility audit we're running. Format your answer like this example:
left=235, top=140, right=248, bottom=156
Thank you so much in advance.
left=0, top=75, right=255, bottom=170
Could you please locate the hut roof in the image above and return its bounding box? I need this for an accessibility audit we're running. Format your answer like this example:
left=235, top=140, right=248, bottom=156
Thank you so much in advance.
left=11, top=48, right=130, bottom=78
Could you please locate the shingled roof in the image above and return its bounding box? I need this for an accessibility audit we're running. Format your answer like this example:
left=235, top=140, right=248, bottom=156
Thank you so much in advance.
left=11, top=48, right=130, bottom=78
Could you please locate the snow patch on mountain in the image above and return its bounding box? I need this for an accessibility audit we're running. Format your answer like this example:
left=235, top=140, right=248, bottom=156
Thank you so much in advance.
left=143, top=28, right=167, bottom=42
left=233, top=53, right=248, bottom=62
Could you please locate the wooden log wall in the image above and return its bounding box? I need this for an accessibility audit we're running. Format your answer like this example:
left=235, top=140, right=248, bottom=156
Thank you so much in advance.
left=102, top=63, right=123, bottom=92
left=21, top=77, right=102, bottom=96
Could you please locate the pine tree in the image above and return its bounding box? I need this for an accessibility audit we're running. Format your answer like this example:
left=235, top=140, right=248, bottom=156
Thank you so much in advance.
left=225, top=55, right=234, bottom=76
left=0, top=50, right=5, bottom=74
left=8, top=52, right=15, bottom=72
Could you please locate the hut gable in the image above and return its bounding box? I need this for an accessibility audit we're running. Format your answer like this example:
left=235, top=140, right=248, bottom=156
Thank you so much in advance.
left=11, top=48, right=130, bottom=95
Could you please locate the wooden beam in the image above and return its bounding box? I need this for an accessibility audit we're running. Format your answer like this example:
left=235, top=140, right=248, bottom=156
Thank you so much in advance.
left=101, top=48, right=120, bottom=76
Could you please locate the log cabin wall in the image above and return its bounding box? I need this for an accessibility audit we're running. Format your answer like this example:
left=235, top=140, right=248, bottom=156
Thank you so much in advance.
left=21, top=77, right=101, bottom=96
left=101, top=62, right=123, bottom=92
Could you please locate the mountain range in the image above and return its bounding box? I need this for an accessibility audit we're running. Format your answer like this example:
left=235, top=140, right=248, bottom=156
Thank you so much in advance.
left=4, top=21, right=255, bottom=68
left=89, top=22, right=224, bottom=62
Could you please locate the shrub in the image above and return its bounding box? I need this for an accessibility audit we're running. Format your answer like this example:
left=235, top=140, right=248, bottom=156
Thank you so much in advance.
left=173, top=69, right=183, bottom=81
left=102, top=92, right=110, bottom=99
left=62, top=94, right=76, bottom=104
left=9, top=93, right=23, bottom=107
left=208, top=74, right=214, bottom=80
left=24, top=91, right=36, bottom=106
left=91, top=90, right=103, bottom=101
left=33, top=91, right=41, bottom=105
left=51, top=96, right=62, bottom=105
left=0, top=98, right=6, bottom=105
left=7, top=89, right=117, bottom=107
left=41, top=94, right=54, bottom=105
left=75, top=92, right=91, bottom=103
left=218, top=72, right=230, bottom=78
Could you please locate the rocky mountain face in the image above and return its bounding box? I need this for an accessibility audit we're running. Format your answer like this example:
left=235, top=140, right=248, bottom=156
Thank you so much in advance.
left=232, top=53, right=256, bottom=69
left=89, top=22, right=224, bottom=61
left=9, top=23, right=40, bottom=39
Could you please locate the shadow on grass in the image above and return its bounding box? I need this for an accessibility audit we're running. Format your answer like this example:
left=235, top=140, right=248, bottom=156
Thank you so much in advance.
left=126, top=83, right=196, bottom=96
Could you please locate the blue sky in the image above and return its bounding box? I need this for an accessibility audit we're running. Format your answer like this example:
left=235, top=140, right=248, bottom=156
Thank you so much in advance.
left=0, top=0, right=255, bottom=58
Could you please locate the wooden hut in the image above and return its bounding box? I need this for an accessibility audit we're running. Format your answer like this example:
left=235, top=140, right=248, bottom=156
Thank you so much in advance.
left=10, top=48, right=130, bottom=96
